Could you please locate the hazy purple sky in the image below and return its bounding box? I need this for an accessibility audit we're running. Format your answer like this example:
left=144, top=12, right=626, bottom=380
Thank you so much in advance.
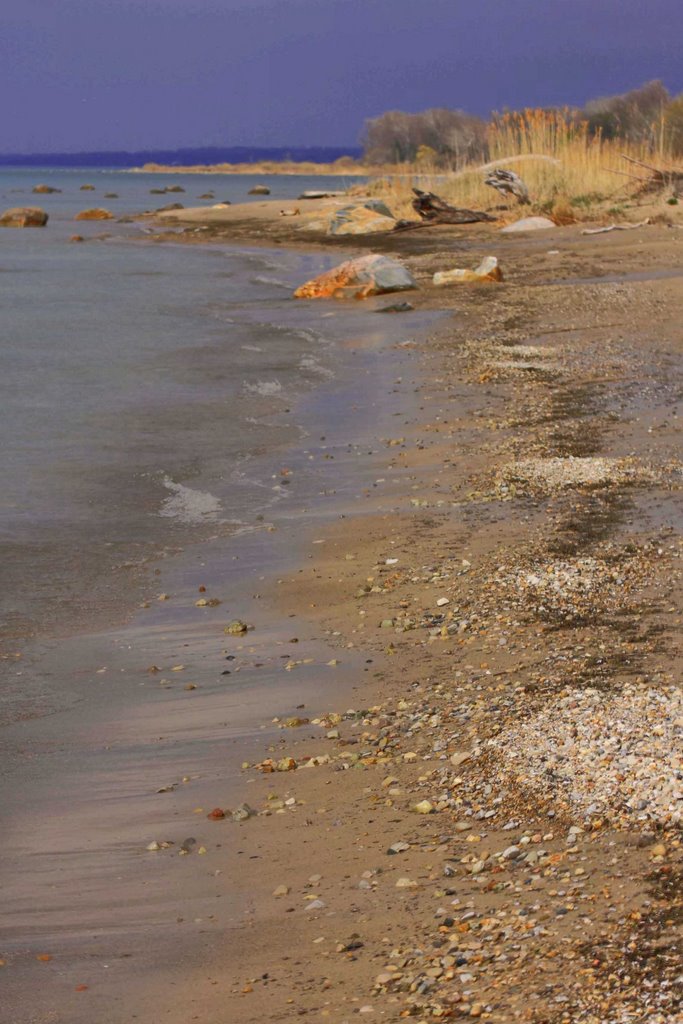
left=3, top=0, right=682, bottom=152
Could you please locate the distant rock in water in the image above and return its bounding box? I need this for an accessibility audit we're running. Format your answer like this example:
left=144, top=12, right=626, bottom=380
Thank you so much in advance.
left=294, top=254, right=416, bottom=300
left=165, top=185, right=185, bottom=193
left=0, top=206, right=49, bottom=227
left=198, top=193, right=215, bottom=199
left=150, top=188, right=166, bottom=194
left=80, top=184, right=96, bottom=191
left=32, top=184, right=61, bottom=194
left=104, top=192, right=119, bottom=199
left=74, top=208, right=114, bottom=221
left=156, top=202, right=185, bottom=212
left=249, top=185, right=270, bottom=195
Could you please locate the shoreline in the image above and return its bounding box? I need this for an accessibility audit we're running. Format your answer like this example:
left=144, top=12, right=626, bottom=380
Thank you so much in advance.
left=2, top=197, right=682, bottom=1022
left=0, top=269, right=441, bottom=1021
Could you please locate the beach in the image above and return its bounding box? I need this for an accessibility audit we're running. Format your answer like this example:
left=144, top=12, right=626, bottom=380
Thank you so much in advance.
left=1, top=177, right=681, bottom=1023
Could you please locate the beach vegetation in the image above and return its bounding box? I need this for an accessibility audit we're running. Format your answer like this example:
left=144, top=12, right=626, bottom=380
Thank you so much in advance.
left=364, top=101, right=682, bottom=222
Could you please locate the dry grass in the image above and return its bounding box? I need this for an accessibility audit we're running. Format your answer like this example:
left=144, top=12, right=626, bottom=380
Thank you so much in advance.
left=364, top=109, right=683, bottom=222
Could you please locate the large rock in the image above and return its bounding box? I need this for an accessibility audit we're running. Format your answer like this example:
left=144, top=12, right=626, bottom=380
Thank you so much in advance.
left=327, top=200, right=396, bottom=236
left=433, top=256, right=503, bottom=286
left=501, top=216, right=556, bottom=233
left=0, top=206, right=49, bottom=227
left=74, top=208, right=114, bottom=221
left=249, top=185, right=271, bottom=195
left=294, top=254, right=416, bottom=300
left=32, top=184, right=61, bottom=194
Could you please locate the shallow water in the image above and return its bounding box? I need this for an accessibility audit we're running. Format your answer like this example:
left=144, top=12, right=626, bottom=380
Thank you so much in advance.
left=0, top=169, right=446, bottom=1021
left=0, top=168, right=424, bottom=708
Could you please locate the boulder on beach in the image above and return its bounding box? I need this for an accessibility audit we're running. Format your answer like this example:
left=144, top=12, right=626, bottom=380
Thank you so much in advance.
left=0, top=206, right=49, bottom=227
left=433, top=256, right=503, bottom=286
left=294, top=254, right=416, bottom=300
left=249, top=185, right=271, bottom=195
left=327, top=200, right=396, bottom=236
left=501, top=216, right=556, bottom=233
left=74, top=208, right=114, bottom=221
left=32, top=184, right=61, bottom=194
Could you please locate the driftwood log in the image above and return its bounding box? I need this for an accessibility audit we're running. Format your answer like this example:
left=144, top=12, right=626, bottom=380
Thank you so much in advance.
left=408, top=188, right=495, bottom=225
left=581, top=218, right=651, bottom=235
left=484, top=168, right=530, bottom=204
left=610, top=156, right=683, bottom=196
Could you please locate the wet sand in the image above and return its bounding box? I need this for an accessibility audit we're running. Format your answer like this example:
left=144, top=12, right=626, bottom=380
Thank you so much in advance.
left=2, top=211, right=682, bottom=1022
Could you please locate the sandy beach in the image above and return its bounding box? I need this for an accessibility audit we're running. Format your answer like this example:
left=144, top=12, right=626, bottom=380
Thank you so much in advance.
left=2, top=195, right=681, bottom=1024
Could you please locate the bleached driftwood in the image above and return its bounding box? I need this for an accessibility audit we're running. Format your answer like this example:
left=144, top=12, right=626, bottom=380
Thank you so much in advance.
left=408, top=188, right=495, bottom=225
left=581, top=218, right=651, bottom=235
left=484, top=168, right=530, bottom=204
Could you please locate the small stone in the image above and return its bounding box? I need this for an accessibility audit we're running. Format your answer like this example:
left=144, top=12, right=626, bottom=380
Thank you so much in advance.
left=226, top=620, right=248, bottom=635
left=232, top=803, right=256, bottom=822
left=273, top=885, right=290, bottom=897
left=450, top=751, right=471, bottom=768
left=387, top=841, right=410, bottom=855
left=414, top=800, right=435, bottom=814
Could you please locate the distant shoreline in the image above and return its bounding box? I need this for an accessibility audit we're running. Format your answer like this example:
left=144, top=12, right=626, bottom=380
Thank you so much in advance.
left=131, top=159, right=381, bottom=175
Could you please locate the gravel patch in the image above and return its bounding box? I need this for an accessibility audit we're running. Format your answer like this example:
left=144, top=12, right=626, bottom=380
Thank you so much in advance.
left=491, top=553, right=652, bottom=623
left=499, top=456, right=655, bottom=493
left=491, top=684, right=683, bottom=826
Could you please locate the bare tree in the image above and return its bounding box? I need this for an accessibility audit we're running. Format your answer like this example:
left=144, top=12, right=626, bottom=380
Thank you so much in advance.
left=583, top=80, right=670, bottom=147
left=362, top=108, right=487, bottom=166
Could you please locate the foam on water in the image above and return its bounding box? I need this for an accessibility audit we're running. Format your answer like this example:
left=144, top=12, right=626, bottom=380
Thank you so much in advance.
left=158, top=477, right=224, bottom=524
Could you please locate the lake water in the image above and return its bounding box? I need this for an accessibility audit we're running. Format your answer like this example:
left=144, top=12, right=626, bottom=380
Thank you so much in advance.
left=0, top=167, right=388, bottom=671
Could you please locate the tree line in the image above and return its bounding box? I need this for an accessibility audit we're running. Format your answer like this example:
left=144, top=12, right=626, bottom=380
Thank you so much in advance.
left=362, top=81, right=683, bottom=165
